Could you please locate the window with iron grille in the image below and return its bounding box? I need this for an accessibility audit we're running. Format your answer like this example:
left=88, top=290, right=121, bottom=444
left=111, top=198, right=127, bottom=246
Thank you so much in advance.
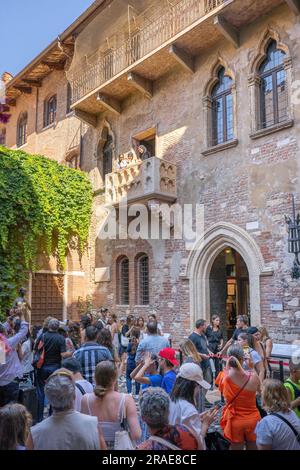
left=211, top=68, right=233, bottom=146
left=117, top=257, right=129, bottom=305
left=17, top=112, right=27, bottom=147
left=44, top=95, right=57, bottom=127
left=137, top=255, right=149, bottom=305
left=258, top=40, right=287, bottom=129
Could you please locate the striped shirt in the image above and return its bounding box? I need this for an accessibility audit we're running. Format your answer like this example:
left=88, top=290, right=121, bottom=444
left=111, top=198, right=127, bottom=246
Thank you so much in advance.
left=73, top=342, right=112, bottom=385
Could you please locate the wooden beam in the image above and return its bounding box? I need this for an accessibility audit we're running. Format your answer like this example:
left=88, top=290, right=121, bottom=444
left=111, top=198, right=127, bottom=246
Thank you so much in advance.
left=97, top=93, right=121, bottom=116
left=127, top=72, right=153, bottom=99
left=14, top=86, right=32, bottom=94
left=41, top=61, right=65, bottom=70
left=285, top=0, right=300, bottom=14
left=74, top=109, right=98, bottom=128
left=169, top=44, right=194, bottom=74
left=23, top=79, right=42, bottom=87
left=214, top=15, right=239, bottom=48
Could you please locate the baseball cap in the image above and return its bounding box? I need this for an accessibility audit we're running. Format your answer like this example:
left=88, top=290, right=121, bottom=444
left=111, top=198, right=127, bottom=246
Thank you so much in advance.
left=177, top=363, right=211, bottom=390
left=158, top=348, right=179, bottom=366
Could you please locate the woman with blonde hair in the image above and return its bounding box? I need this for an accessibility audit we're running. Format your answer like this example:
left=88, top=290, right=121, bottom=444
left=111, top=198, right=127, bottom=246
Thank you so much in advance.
left=215, top=344, right=261, bottom=450
left=0, top=403, right=32, bottom=450
left=80, top=360, right=141, bottom=449
left=179, top=339, right=205, bottom=412
left=256, top=379, right=300, bottom=450
left=257, top=326, right=273, bottom=377
left=180, top=339, right=202, bottom=365
left=107, top=314, right=119, bottom=352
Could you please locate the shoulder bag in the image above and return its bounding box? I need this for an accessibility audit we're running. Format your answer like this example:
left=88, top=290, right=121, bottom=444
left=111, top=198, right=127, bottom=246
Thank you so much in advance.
left=271, top=412, right=300, bottom=445
left=114, top=394, right=135, bottom=450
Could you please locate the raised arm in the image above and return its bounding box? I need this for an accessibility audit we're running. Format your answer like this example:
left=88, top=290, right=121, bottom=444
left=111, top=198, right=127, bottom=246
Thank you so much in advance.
left=265, top=338, right=273, bottom=359
left=130, top=362, right=144, bottom=380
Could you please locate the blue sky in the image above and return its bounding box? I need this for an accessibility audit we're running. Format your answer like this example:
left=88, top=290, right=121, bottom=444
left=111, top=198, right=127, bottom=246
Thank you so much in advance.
left=0, top=0, right=94, bottom=77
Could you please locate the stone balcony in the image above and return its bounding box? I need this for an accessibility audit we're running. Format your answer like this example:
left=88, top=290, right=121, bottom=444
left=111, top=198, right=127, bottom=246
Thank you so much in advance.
left=105, top=156, right=177, bottom=206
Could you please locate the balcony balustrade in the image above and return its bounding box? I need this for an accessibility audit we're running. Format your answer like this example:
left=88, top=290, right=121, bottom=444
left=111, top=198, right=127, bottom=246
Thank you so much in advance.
left=105, top=156, right=177, bottom=206
left=69, top=0, right=227, bottom=105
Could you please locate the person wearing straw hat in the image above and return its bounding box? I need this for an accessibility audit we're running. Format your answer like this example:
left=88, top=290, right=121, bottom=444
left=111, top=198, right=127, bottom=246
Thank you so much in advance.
left=169, top=362, right=218, bottom=449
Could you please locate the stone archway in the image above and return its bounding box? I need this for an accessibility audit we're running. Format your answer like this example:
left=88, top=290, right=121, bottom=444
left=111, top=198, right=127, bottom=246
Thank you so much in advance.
left=184, top=222, right=273, bottom=329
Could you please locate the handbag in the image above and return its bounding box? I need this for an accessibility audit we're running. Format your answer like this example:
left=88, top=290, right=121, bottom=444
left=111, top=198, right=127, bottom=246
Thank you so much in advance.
left=121, top=335, right=129, bottom=348
left=207, top=372, right=251, bottom=450
left=114, top=394, right=135, bottom=450
left=205, top=431, right=230, bottom=450
left=32, top=334, right=45, bottom=369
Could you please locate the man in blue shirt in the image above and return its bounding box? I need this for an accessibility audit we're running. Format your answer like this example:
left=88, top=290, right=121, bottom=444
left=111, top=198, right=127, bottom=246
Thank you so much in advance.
left=158, top=348, right=178, bottom=394
left=135, top=321, right=169, bottom=364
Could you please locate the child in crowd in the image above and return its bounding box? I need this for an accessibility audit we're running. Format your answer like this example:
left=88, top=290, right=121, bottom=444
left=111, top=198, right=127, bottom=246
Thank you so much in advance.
left=284, top=358, right=300, bottom=419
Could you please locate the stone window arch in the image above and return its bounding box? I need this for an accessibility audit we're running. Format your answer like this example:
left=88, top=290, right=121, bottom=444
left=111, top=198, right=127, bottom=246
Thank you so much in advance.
left=135, top=253, right=149, bottom=305
left=116, top=255, right=129, bottom=305
left=43, top=95, right=57, bottom=128
left=202, top=59, right=238, bottom=155
left=249, top=29, right=293, bottom=138
left=17, top=112, right=27, bottom=147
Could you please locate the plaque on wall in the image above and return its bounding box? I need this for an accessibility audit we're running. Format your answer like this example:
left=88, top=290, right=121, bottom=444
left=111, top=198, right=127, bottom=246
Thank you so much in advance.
left=270, top=303, right=283, bottom=312
left=95, top=267, right=111, bottom=283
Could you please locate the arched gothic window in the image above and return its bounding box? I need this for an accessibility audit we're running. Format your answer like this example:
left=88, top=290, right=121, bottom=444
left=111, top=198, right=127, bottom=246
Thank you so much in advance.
left=117, top=256, right=129, bottom=305
left=44, top=95, right=57, bottom=127
left=258, top=40, right=287, bottom=129
left=17, top=112, right=27, bottom=147
left=135, top=254, right=149, bottom=305
left=211, top=68, right=234, bottom=146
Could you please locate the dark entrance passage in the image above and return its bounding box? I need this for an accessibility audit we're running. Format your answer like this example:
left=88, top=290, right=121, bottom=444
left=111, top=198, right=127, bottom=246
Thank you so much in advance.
left=209, top=247, right=250, bottom=339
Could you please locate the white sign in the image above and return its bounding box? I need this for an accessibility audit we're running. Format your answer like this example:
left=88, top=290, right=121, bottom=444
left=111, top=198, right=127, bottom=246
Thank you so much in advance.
left=270, top=303, right=283, bottom=312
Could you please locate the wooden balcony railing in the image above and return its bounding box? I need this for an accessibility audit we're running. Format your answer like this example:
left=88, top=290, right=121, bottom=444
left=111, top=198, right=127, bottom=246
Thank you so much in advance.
left=105, top=156, right=177, bottom=206
left=69, top=0, right=226, bottom=105
left=204, top=0, right=225, bottom=13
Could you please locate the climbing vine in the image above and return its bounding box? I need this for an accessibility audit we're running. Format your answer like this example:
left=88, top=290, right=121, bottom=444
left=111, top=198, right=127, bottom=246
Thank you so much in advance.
left=0, top=146, right=93, bottom=317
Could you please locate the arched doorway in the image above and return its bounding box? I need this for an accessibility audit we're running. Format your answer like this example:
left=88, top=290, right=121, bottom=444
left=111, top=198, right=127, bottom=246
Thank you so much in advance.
left=209, top=247, right=250, bottom=340
left=184, top=222, right=273, bottom=331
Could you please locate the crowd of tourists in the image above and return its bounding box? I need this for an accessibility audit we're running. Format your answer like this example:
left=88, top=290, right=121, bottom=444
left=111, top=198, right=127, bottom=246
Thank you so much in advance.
left=0, top=290, right=299, bottom=451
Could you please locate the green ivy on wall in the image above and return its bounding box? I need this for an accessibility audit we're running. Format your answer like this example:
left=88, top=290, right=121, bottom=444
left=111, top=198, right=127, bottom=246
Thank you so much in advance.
left=0, top=145, right=92, bottom=318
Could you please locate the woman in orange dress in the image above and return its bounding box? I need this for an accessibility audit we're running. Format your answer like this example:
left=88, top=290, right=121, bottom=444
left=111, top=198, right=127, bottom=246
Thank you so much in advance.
left=215, top=344, right=261, bottom=450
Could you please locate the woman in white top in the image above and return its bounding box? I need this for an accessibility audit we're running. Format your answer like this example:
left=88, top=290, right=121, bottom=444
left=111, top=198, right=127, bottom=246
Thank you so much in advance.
left=108, top=314, right=119, bottom=351
left=81, top=360, right=141, bottom=449
left=21, top=333, right=34, bottom=384
left=256, top=379, right=300, bottom=450
left=169, top=363, right=218, bottom=449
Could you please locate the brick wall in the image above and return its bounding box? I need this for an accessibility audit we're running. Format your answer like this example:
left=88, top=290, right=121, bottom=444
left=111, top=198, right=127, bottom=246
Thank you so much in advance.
left=83, top=4, right=300, bottom=344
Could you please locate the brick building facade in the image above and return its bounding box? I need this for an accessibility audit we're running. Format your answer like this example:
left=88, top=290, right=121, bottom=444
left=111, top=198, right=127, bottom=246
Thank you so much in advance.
left=2, top=0, right=300, bottom=343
